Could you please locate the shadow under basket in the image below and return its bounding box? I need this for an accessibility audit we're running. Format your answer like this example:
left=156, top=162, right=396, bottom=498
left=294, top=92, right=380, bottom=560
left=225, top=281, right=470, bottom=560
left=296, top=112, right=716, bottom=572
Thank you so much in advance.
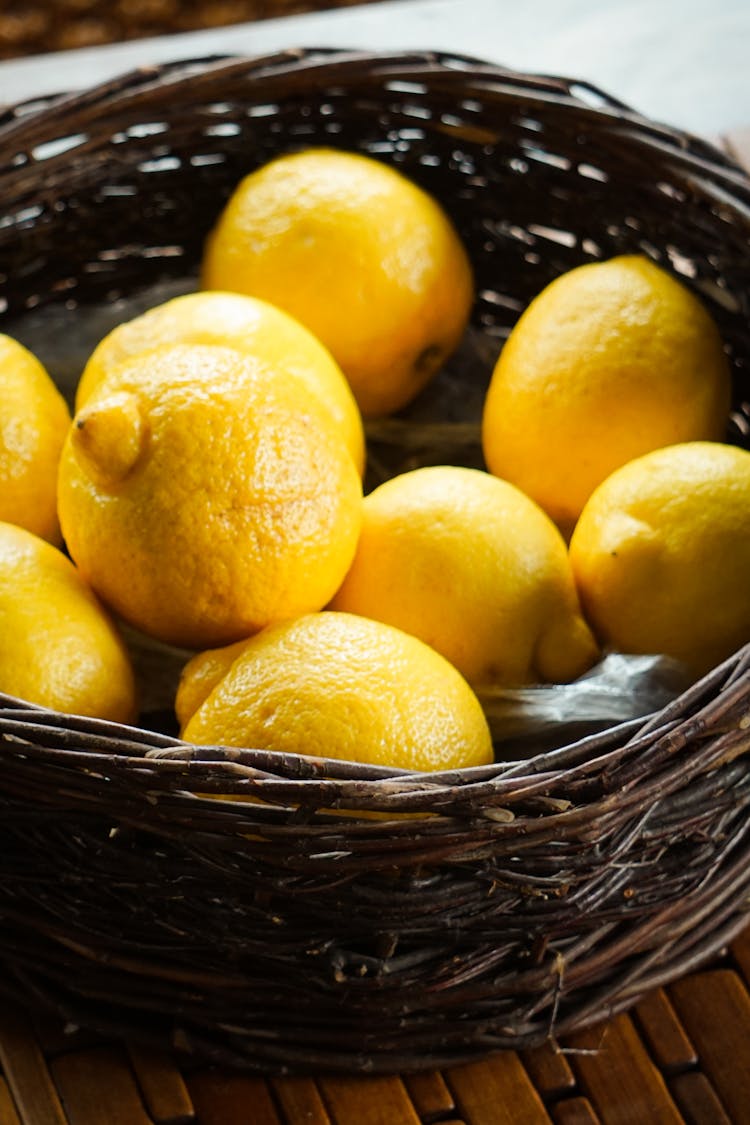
left=1, top=48, right=750, bottom=1075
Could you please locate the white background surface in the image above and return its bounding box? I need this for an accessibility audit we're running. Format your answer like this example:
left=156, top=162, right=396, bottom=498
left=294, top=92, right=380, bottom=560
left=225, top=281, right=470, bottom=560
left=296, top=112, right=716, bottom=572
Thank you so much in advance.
left=0, top=0, right=748, bottom=139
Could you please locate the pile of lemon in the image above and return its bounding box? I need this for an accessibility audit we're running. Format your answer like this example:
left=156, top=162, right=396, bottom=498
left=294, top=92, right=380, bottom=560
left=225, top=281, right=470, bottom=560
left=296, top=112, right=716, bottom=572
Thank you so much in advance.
left=2, top=147, right=749, bottom=775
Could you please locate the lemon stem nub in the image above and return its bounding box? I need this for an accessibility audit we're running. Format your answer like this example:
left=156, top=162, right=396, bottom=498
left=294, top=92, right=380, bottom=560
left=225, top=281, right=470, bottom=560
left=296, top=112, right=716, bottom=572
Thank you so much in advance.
left=71, top=392, right=149, bottom=485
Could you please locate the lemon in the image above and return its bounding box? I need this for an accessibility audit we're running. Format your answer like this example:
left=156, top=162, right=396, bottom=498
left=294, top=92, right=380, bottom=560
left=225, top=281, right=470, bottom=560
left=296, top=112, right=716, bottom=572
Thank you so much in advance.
left=0, top=521, right=136, bottom=721
left=329, top=465, right=599, bottom=686
left=76, top=291, right=365, bottom=475
left=178, top=612, right=493, bottom=773
left=201, top=147, right=474, bottom=417
left=569, top=441, right=750, bottom=679
left=0, top=334, right=71, bottom=544
left=58, top=343, right=363, bottom=649
left=482, top=256, right=731, bottom=534
left=174, top=636, right=250, bottom=729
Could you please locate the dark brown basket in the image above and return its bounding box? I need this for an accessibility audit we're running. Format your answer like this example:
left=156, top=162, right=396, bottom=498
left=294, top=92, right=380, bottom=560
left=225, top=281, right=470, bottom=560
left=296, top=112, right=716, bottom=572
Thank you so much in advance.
left=1, top=48, right=749, bottom=1076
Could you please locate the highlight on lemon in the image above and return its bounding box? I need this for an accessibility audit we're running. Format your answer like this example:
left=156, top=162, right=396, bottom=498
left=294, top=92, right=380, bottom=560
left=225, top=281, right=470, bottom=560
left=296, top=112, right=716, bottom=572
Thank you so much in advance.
left=178, top=612, right=493, bottom=773
left=58, top=343, right=363, bottom=650
left=76, top=290, right=366, bottom=476
left=330, top=465, right=599, bottom=687
left=0, top=521, right=136, bottom=722
left=482, top=255, right=731, bottom=535
left=0, top=333, right=71, bottom=545
left=201, top=147, right=474, bottom=417
left=569, top=441, right=750, bottom=679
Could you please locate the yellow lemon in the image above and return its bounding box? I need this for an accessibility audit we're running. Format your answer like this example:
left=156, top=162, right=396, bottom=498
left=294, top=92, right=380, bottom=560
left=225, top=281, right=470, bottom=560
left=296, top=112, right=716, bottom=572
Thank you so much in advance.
left=178, top=612, right=493, bottom=773
left=58, top=343, right=363, bottom=649
left=201, top=148, right=474, bottom=417
left=0, top=334, right=71, bottom=544
left=0, top=521, right=136, bottom=721
left=174, top=636, right=250, bottom=730
left=76, top=291, right=365, bottom=475
left=329, top=465, right=599, bottom=686
left=569, top=442, right=750, bottom=679
left=482, top=256, right=731, bottom=534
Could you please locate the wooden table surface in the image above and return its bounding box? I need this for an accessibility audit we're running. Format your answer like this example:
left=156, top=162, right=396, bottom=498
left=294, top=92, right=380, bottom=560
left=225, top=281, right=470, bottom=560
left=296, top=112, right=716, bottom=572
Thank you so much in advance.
left=2, top=924, right=750, bottom=1124
left=0, top=0, right=386, bottom=61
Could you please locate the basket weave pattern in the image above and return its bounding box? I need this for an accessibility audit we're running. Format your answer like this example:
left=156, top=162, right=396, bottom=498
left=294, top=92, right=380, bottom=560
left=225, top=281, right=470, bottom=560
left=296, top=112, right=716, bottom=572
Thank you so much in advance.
left=0, top=49, right=749, bottom=1074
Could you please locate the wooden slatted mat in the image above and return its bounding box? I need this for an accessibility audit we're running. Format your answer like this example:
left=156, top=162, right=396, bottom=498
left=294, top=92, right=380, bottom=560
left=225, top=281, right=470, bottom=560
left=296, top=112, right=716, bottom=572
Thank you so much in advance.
left=2, top=933, right=750, bottom=1124
left=0, top=0, right=388, bottom=60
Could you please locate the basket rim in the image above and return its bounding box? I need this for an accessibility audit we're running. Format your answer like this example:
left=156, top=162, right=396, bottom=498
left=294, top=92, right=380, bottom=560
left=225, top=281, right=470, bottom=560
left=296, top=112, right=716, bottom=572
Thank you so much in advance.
left=0, top=641, right=748, bottom=806
left=3, top=45, right=750, bottom=186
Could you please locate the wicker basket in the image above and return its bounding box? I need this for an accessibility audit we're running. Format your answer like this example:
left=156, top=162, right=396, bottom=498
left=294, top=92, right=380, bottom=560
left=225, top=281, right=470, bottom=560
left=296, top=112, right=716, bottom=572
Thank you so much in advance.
left=0, top=48, right=749, bottom=1076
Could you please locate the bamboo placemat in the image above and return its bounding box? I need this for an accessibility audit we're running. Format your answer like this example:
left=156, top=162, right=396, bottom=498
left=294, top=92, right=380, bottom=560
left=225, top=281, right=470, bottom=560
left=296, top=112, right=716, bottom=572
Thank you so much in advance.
left=1, top=924, right=749, bottom=1124
left=0, top=0, right=388, bottom=60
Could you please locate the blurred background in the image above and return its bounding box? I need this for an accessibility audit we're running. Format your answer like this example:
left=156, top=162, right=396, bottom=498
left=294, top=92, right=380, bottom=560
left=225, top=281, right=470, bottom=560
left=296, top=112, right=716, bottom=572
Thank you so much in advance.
left=0, top=0, right=385, bottom=58
left=0, top=0, right=747, bottom=146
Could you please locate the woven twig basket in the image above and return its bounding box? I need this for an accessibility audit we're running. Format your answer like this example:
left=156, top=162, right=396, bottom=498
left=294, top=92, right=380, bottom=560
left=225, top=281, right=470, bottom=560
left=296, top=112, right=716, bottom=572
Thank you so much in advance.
left=0, top=48, right=749, bottom=1075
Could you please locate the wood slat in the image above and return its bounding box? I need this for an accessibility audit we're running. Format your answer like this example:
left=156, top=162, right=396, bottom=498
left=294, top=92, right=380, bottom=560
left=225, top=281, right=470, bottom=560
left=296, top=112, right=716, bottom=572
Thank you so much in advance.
left=731, top=923, right=750, bottom=989
left=29, top=1014, right=107, bottom=1058
left=186, top=1072, right=281, bottom=1125
left=669, top=1072, right=733, bottom=1125
left=318, top=1076, right=421, bottom=1125
left=521, top=1042, right=576, bottom=1099
left=445, top=1052, right=552, bottom=1125
left=0, top=0, right=385, bottom=61
left=403, top=1070, right=456, bottom=1121
left=50, top=1047, right=153, bottom=1125
left=552, top=1097, right=602, bottom=1125
left=565, top=1014, right=683, bottom=1125
left=0, top=1078, right=22, bottom=1125
left=670, top=969, right=750, bottom=1125
left=634, top=989, right=697, bottom=1075
left=127, top=1044, right=194, bottom=1124
left=271, top=1077, right=331, bottom=1125
left=0, top=1005, right=69, bottom=1125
